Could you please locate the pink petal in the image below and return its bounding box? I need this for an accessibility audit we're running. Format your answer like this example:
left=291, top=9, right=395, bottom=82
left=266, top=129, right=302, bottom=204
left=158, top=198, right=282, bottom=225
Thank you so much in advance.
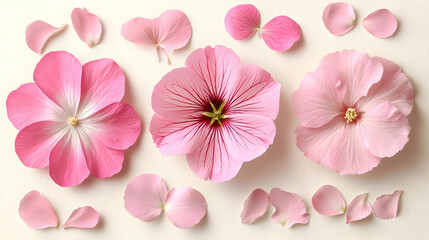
left=261, top=16, right=301, bottom=51
left=312, top=185, right=345, bottom=216
left=164, top=186, right=207, bottom=229
left=25, top=21, right=66, bottom=54
left=18, top=190, right=58, bottom=229
left=362, top=9, right=398, bottom=38
left=71, top=8, right=102, bottom=47
left=121, top=17, right=154, bottom=47
left=33, top=51, right=82, bottom=113
left=124, top=174, right=168, bottom=222
left=322, top=2, right=356, bottom=36
left=241, top=189, right=269, bottom=224
left=372, top=190, right=402, bottom=219
left=346, top=193, right=371, bottom=224
left=224, top=4, right=260, bottom=40
left=63, top=206, right=99, bottom=229
left=270, top=188, right=309, bottom=228
left=79, top=58, right=125, bottom=117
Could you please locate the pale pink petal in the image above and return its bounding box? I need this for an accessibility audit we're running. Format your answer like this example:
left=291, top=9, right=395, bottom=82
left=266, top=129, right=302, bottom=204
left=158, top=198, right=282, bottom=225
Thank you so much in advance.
left=63, top=206, right=99, bottom=229
left=322, top=2, right=356, bottom=36
left=79, top=58, right=125, bottom=117
left=270, top=188, right=309, bottom=228
left=164, top=186, right=207, bottom=228
left=71, top=8, right=102, bottom=47
left=156, top=10, right=192, bottom=53
left=25, top=21, right=66, bottom=54
left=261, top=16, right=301, bottom=51
left=362, top=9, right=398, bottom=38
left=124, top=174, right=168, bottom=222
left=33, top=51, right=82, bottom=114
left=224, top=4, right=260, bottom=40
left=312, top=185, right=345, bottom=216
left=356, top=102, right=410, bottom=158
left=372, top=190, right=402, bottom=219
left=121, top=17, right=154, bottom=47
left=241, top=189, right=269, bottom=224
left=346, top=193, right=371, bottom=224
left=18, top=191, right=58, bottom=229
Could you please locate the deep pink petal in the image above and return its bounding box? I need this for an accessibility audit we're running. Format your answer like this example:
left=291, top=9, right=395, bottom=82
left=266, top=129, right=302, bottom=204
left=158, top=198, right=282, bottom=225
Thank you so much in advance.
left=71, top=8, right=102, bottom=47
left=372, top=190, right=402, bottom=219
left=322, top=2, right=356, bottom=36
left=224, top=4, right=260, bottom=40
left=124, top=174, right=168, bottom=222
left=241, top=188, right=269, bottom=224
left=18, top=191, right=58, bottom=229
left=33, top=51, right=82, bottom=114
left=25, top=21, right=66, bottom=54
left=346, top=193, right=371, bottom=224
left=362, top=9, right=398, bottom=38
left=312, top=185, right=345, bottom=216
left=63, top=206, right=99, bottom=229
left=261, top=16, right=301, bottom=51
left=164, top=186, right=207, bottom=228
left=156, top=10, right=191, bottom=52
left=270, top=188, right=309, bottom=228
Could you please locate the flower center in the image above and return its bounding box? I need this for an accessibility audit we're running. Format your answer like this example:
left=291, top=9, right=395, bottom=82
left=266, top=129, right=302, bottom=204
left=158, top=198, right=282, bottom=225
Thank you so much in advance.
left=344, top=108, right=357, bottom=123
left=202, top=101, right=228, bottom=127
left=69, top=117, right=78, bottom=126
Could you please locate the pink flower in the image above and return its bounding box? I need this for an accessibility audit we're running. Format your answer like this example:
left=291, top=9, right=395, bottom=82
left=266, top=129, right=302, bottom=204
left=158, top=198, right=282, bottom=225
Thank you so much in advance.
left=292, top=50, right=413, bottom=175
left=150, top=45, right=280, bottom=182
left=7, top=51, right=141, bottom=187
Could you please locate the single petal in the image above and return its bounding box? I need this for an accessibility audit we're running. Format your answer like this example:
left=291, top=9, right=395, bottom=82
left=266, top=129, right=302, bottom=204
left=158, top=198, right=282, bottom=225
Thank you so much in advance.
left=261, top=16, right=301, bottom=51
left=18, top=190, right=58, bottom=229
left=164, top=186, right=207, bottom=229
left=224, top=4, right=260, bottom=40
left=356, top=102, right=410, bottom=158
left=25, top=21, right=66, bottom=54
left=322, top=2, right=356, bottom=36
left=362, top=9, right=398, bottom=38
left=156, top=9, right=192, bottom=53
left=241, top=188, right=269, bottom=224
left=372, top=190, right=402, bottom=219
left=346, top=193, right=371, bottom=223
left=124, top=174, right=168, bottom=222
left=270, top=188, right=309, bottom=228
left=71, top=8, right=102, bottom=47
left=33, top=51, right=82, bottom=116
left=312, top=185, right=345, bottom=216
left=121, top=17, right=155, bottom=47
left=63, top=206, right=99, bottom=229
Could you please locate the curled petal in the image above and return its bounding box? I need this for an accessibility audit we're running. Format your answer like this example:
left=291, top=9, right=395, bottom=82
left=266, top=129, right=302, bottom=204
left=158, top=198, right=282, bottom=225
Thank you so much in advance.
left=224, top=4, right=260, bottom=40
left=71, top=8, right=102, bottom=47
left=18, top=191, right=58, bottom=229
left=312, top=185, right=345, bottom=216
left=63, top=206, right=99, bottom=229
left=372, top=190, right=402, bottom=219
left=241, top=189, right=269, bottom=224
left=362, top=9, right=398, bottom=38
left=25, top=20, right=66, bottom=54
left=270, top=188, right=309, bottom=228
left=346, top=193, right=371, bottom=223
left=261, top=16, right=301, bottom=51
left=322, top=2, right=356, bottom=36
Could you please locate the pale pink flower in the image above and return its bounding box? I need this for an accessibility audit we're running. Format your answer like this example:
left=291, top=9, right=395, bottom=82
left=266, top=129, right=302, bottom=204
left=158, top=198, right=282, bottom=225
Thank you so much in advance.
left=7, top=51, right=141, bottom=187
left=292, top=50, right=413, bottom=175
left=150, top=45, right=280, bottom=182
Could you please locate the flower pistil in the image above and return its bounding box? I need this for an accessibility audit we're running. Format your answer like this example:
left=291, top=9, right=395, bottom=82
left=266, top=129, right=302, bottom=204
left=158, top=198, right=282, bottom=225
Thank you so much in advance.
left=202, top=101, right=228, bottom=127
left=344, top=108, right=357, bottom=123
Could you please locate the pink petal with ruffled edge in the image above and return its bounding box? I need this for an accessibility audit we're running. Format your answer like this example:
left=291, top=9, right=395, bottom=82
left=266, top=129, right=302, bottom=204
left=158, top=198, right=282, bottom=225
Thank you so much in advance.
left=71, top=8, right=102, bottom=47
left=241, top=189, right=269, bottom=224
left=25, top=21, right=66, bottom=54
left=18, top=191, right=58, bottom=229
left=372, top=190, right=402, bottom=219
left=362, top=9, right=397, bottom=38
left=322, top=2, right=356, bottom=36
left=124, top=174, right=168, bottom=222
left=164, top=186, right=207, bottom=229
left=260, top=16, right=301, bottom=51
left=270, top=188, right=309, bottom=228
left=346, top=193, right=371, bottom=223
left=224, top=4, right=260, bottom=40
left=63, top=206, right=99, bottom=229
left=312, top=185, right=345, bottom=216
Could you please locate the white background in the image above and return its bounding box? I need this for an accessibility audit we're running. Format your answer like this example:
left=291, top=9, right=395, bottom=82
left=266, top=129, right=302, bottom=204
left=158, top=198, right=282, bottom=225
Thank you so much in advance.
left=1, top=0, right=428, bottom=239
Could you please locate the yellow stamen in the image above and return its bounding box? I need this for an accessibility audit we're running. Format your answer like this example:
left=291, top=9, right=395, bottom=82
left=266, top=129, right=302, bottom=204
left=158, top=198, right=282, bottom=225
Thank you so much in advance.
left=69, top=117, right=78, bottom=126
left=344, top=108, right=357, bottom=123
